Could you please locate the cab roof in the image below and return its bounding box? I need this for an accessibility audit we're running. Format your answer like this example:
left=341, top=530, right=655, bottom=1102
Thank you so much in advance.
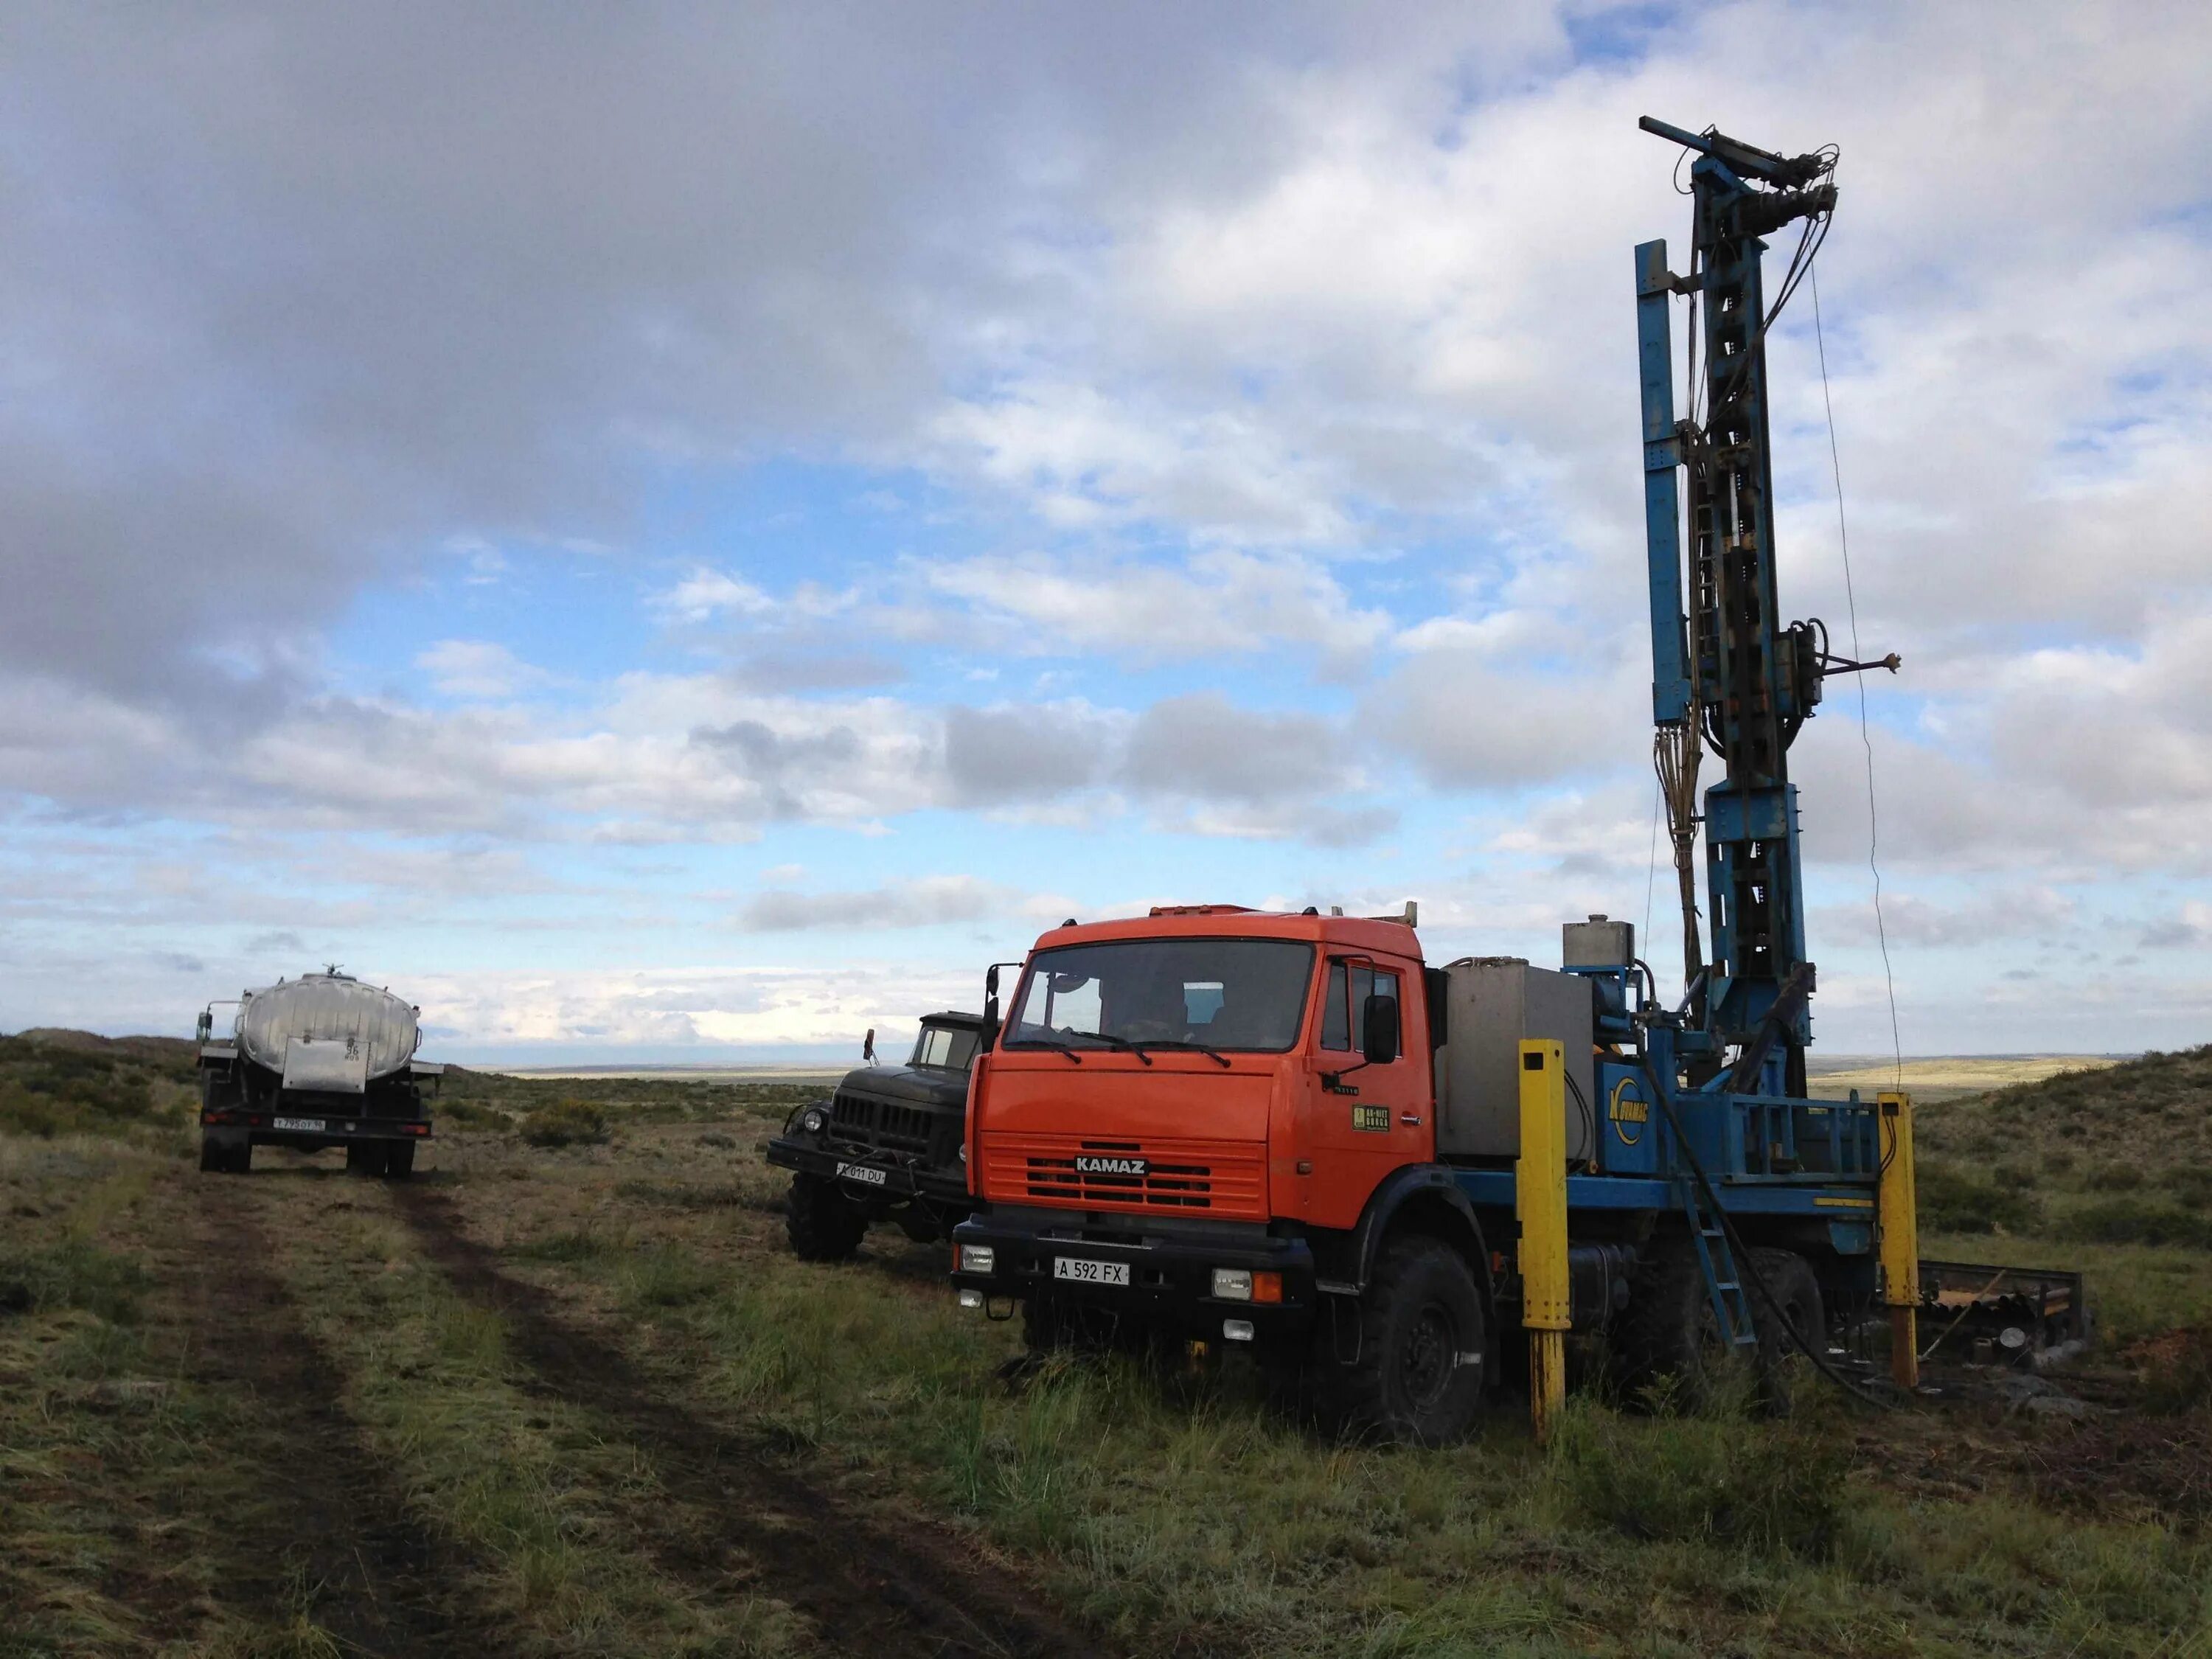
left=1026, top=905, right=1424, bottom=961
left=918, top=1010, right=986, bottom=1030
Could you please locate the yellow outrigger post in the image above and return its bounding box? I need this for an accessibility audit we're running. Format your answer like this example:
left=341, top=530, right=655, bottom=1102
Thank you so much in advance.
left=1517, top=1040, right=1571, bottom=1442
left=1878, top=1091, right=1919, bottom=1388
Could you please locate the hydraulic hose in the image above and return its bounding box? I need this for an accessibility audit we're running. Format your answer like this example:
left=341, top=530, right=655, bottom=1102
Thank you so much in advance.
left=1636, top=1060, right=1902, bottom=1412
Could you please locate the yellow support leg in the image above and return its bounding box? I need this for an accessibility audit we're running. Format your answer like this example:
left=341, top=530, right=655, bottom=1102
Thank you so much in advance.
left=1517, top=1040, right=1570, bottom=1442
left=1877, top=1090, right=1919, bottom=1390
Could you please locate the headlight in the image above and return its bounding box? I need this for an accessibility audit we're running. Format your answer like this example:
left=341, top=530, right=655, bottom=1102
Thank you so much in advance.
left=801, top=1107, right=827, bottom=1133
left=959, top=1245, right=996, bottom=1275
left=1211, top=1267, right=1253, bottom=1301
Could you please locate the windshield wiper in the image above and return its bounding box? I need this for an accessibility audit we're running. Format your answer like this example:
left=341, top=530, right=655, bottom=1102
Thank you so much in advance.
left=1071, top=1031, right=1152, bottom=1065
left=1129, top=1038, right=1231, bottom=1068
left=1007, top=1037, right=1085, bottom=1064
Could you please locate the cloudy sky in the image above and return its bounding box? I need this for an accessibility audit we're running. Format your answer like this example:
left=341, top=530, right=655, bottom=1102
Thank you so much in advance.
left=4, top=1, right=2208, bottom=1062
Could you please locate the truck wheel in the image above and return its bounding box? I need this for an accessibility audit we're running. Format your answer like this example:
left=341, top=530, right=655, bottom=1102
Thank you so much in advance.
left=198, top=1135, right=223, bottom=1173
left=1618, top=1237, right=1755, bottom=1410
left=1326, top=1238, right=1489, bottom=1447
left=1745, top=1247, right=1825, bottom=1416
left=382, top=1143, right=417, bottom=1180
left=786, top=1173, right=866, bottom=1261
left=228, top=1143, right=251, bottom=1174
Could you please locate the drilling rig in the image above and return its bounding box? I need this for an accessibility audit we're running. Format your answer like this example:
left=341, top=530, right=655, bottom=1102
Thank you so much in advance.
left=947, top=119, right=1936, bottom=1443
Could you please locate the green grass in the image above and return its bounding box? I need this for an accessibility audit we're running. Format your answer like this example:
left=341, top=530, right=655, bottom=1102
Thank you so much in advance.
left=0, top=1147, right=318, bottom=1655
left=530, top=1212, right=2212, bottom=1658
left=271, top=1195, right=810, bottom=1655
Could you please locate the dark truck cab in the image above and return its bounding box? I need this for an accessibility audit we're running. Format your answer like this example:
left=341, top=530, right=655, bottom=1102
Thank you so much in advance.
left=765, top=1012, right=984, bottom=1260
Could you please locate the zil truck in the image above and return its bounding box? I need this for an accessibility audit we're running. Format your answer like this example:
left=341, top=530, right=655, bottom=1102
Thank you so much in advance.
left=765, top=1010, right=987, bottom=1259
left=195, top=970, right=442, bottom=1175
left=950, top=119, right=1937, bottom=1444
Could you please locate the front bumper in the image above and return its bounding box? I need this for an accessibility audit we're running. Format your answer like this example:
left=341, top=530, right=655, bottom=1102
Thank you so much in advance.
left=949, top=1206, right=1317, bottom=1340
left=764, top=1130, right=973, bottom=1211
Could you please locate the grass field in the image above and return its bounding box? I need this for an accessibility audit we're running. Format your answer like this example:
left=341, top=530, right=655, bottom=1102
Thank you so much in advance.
left=1, top=1033, right=2208, bottom=1656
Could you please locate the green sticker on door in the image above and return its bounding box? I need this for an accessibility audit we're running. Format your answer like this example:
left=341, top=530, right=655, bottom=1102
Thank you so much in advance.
left=1351, top=1104, right=1391, bottom=1133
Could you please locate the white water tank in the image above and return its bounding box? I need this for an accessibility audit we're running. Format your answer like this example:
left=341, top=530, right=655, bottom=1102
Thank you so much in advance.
left=234, top=972, right=421, bottom=1093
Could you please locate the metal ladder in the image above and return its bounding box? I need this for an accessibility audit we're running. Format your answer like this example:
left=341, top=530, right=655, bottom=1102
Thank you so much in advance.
left=1683, top=1185, right=1760, bottom=1352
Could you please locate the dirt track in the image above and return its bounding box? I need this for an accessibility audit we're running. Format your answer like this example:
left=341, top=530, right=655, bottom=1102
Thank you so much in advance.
left=392, top=1184, right=1109, bottom=1659
left=170, top=1184, right=511, bottom=1655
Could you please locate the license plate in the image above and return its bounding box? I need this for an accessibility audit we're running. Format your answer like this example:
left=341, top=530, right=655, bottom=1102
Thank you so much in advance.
left=271, top=1116, right=322, bottom=1132
left=836, top=1161, right=888, bottom=1186
left=1053, top=1256, right=1129, bottom=1287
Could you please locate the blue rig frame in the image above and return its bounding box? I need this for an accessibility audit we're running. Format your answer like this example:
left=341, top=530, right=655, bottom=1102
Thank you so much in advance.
left=1468, top=119, right=1886, bottom=1336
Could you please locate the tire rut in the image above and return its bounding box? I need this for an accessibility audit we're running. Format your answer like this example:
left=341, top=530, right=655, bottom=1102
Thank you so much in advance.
left=393, top=1185, right=1114, bottom=1659
left=177, top=1177, right=512, bottom=1655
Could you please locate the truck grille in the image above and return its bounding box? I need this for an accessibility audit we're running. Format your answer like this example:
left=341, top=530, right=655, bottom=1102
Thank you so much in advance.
left=982, top=1134, right=1265, bottom=1220
left=830, top=1091, right=956, bottom=1161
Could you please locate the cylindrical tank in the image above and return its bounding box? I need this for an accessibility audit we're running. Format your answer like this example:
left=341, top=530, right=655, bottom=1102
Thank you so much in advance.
left=235, top=972, right=421, bottom=1082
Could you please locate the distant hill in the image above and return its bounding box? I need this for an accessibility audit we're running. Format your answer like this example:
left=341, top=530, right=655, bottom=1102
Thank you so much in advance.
left=1, top=1028, right=201, bottom=1136
left=12, top=1028, right=199, bottom=1068
left=1921, top=1043, right=2212, bottom=1167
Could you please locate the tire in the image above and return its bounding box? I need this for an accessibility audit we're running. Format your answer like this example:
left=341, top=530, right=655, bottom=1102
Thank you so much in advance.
left=1745, top=1247, right=1825, bottom=1416
left=198, top=1135, right=223, bottom=1173
left=229, top=1143, right=251, bottom=1174
left=1321, top=1238, right=1489, bottom=1447
left=346, top=1142, right=389, bottom=1177
left=785, top=1172, right=867, bottom=1262
left=382, top=1142, right=417, bottom=1180
left=1617, top=1234, right=1758, bottom=1411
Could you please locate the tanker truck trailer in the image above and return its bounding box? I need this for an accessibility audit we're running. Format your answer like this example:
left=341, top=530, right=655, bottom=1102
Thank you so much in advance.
left=195, top=970, right=442, bottom=1175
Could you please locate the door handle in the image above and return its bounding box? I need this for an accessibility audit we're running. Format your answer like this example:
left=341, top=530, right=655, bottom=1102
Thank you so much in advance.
left=1400, top=1113, right=1421, bottom=1127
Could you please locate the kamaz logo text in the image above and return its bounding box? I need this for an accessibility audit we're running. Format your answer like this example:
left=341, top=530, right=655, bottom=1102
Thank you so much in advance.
left=1075, top=1155, right=1147, bottom=1178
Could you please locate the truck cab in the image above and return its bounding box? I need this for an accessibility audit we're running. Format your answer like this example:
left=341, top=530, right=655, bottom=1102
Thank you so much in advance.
left=767, top=1011, right=987, bottom=1260
left=949, top=907, right=1484, bottom=1425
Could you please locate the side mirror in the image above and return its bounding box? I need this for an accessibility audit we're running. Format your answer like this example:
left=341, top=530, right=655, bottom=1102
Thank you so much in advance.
left=1361, top=995, right=1400, bottom=1065
left=984, top=964, right=1001, bottom=1026
left=863, top=1027, right=877, bottom=1065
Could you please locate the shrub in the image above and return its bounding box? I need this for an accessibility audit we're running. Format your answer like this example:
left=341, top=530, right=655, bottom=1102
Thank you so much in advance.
left=1550, top=1399, right=1849, bottom=1558
left=437, top=1097, right=510, bottom=1131
left=1917, top=1161, right=2043, bottom=1234
left=2058, top=1196, right=2212, bottom=1251
left=0, top=1036, right=188, bottom=1139
left=2158, top=1164, right=2212, bottom=1208
left=2131, top=1328, right=2212, bottom=1415
left=0, top=1238, right=147, bottom=1323
left=518, top=1098, right=609, bottom=1149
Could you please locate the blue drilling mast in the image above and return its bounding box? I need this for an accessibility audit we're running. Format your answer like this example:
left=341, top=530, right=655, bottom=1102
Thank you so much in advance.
left=1633, top=116, right=1894, bottom=1096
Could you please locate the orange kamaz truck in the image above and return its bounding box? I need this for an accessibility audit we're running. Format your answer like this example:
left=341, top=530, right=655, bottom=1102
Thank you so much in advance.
left=948, top=902, right=1919, bottom=1444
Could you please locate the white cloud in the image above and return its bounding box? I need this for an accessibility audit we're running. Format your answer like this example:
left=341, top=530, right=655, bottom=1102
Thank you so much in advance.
left=416, top=639, right=551, bottom=700
left=657, top=568, right=778, bottom=622
left=919, top=548, right=1390, bottom=667
left=735, top=875, right=1072, bottom=932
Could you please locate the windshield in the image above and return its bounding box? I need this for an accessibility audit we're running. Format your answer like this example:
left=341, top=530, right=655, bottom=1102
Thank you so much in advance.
left=910, top=1023, right=981, bottom=1072
left=1006, top=938, right=1315, bottom=1054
